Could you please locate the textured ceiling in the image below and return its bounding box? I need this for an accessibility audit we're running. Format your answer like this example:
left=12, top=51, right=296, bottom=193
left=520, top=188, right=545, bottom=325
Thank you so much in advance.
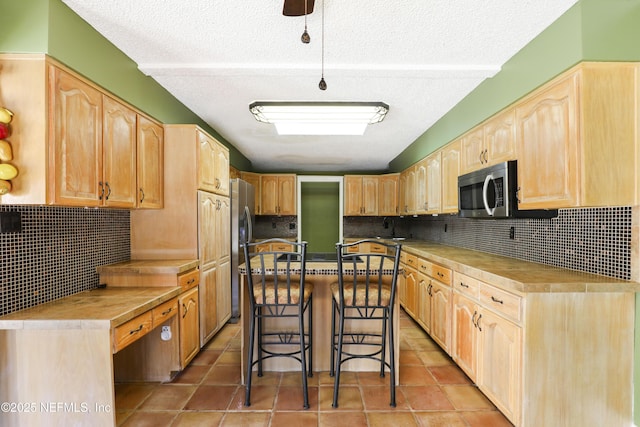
left=61, top=0, right=578, bottom=172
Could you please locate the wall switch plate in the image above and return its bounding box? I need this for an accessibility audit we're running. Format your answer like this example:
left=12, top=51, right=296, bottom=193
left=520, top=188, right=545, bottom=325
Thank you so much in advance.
left=0, top=211, right=22, bottom=233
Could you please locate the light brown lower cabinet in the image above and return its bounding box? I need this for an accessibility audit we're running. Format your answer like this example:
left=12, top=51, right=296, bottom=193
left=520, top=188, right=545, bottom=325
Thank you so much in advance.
left=179, top=286, right=200, bottom=368
left=405, top=259, right=635, bottom=427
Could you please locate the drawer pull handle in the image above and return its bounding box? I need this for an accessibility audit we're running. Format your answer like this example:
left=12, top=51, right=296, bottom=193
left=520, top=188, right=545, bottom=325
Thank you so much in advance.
left=472, top=310, right=478, bottom=326
left=459, top=282, right=469, bottom=288
left=129, top=324, right=144, bottom=335
left=162, top=307, right=174, bottom=316
left=491, top=296, right=504, bottom=304
left=476, top=314, right=483, bottom=331
left=187, top=278, right=195, bottom=285
left=437, top=272, right=444, bottom=278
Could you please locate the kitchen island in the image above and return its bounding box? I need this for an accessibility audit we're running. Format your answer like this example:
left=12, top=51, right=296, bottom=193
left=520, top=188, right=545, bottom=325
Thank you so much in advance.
left=0, top=286, right=182, bottom=427
left=239, top=255, right=401, bottom=383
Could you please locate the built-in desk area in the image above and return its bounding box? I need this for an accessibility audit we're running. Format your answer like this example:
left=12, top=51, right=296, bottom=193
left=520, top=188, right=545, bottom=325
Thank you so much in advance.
left=0, top=286, right=181, bottom=426
left=239, top=256, right=401, bottom=384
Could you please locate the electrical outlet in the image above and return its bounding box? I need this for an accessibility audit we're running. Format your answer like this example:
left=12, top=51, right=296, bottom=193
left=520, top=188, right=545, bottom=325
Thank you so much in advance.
left=509, top=226, right=515, bottom=239
left=0, top=211, right=22, bottom=233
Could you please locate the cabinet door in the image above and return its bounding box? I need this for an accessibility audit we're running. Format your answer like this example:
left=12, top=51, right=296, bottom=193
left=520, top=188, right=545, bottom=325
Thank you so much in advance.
left=483, top=108, right=515, bottom=167
left=477, top=309, right=521, bottom=425
left=216, top=258, right=231, bottom=326
left=215, top=195, right=231, bottom=261
left=214, top=144, right=230, bottom=196
left=49, top=66, right=103, bottom=206
left=398, top=263, right=407, bottom=307
left=240, top=172, right=261, bottom=214
left=137, top=116, right=164, bottom=208
left=199, top=265, right=218, bottom=346
left=430, top=280, right=452, bottom=354
left=417, top=274, right=431, bottom=333
left=179, top=287, right=200, bottom=368
left=277, top=175, right=297, bottom=215
left=441, top=140, right=460, bottom=213
left=404, top=166, right=416, bottom=215
left=197, top=130, right=218, bottom=193
left=398, top=170, right=408, bottom=215
left=515, top=73, right=579, bottom=209
left=425, top=152, right=441, bottom=214
left=198, top=191, right=218, bottom=270
left=404, top=267, right=418, bottom=319
left=378, top=173, right=399, bottom=216
left=260, top=175, right=279, bottom=215
left=344, top=175, right=363, bottom=216
left=460, top=127, right=484, bottom=174
left=361, top=176, right=378, bottom=216
left=414, top=158, right=428, bottom=214
left=452, top=293, right=478, bottom=381
left=102, top=96, right=137, bottom=208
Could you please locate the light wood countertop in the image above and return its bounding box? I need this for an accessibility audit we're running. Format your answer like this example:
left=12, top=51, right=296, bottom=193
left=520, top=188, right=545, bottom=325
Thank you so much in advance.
left=96, top=259, right=199, bottom=275
left=0, top=286, right=181, bottom=330
left=380, top=239, right=640, bottom=293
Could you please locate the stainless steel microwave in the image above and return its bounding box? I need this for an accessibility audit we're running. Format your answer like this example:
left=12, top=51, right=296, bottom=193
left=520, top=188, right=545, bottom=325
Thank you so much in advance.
left=458, top=161, right=516, bottom=218
left=458, top=161, right=557, bottom=219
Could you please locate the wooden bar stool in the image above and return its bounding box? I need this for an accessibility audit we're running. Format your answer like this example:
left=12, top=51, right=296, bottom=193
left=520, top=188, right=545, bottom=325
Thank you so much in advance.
left=242, top=238, right=314, bottom=409
left=329, top=239, right=401, bottom=408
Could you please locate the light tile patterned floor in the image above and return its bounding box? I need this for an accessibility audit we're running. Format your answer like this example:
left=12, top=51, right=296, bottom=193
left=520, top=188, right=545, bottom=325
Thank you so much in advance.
left=116, top=309, right=513, bottom=426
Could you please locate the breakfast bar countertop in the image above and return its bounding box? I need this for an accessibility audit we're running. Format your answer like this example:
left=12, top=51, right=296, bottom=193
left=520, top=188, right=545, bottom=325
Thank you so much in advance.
left=0, top=286, right=182, bottom=330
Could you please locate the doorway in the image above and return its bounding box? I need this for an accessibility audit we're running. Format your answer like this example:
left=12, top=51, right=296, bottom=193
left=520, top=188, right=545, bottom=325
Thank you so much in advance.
left=297, top=176, right=343, bottom=253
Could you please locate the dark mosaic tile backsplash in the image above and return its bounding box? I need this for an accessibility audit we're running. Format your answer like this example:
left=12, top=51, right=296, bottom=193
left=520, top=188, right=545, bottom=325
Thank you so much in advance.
left=345, top=207, right=632, bottom=281
left=1, top=205, right=633, bottom=316
left=1, top=206, right=130, bottom=316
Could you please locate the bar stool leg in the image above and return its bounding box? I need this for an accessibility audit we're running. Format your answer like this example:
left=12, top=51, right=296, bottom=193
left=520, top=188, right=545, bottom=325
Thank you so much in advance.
left=245, top=309, right=256, bottom=406
left=329, top=298, right=336, bottom=377
left=308, top=295, right=314, bottom=378
left=388, top=307, right=396, bottom=407
left=298, top=304, right=310, bottom=409
left=332, top=308, right=345, bottom=408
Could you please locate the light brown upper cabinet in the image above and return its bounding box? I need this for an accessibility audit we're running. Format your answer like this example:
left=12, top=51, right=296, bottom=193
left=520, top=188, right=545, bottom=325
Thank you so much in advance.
left=136, top=115, right=164, bottom=208
left=425, top=151, right=442, bottom=215
left=50, top=66, right=105, bottom=206
left=515, top=63, right=640, bottom=209
left=0, top=54, right=163, bottom=208
left=460, top=109, right=516, bottom=175
left=441, top=140, right=461, bottom=213
left=344, top=175, right=378, bottom=216
left=400, top=165, right=417, bottom=215
left=414, top=158, right=428, bottom=215
left=378, top=173, right=399, bottom=216
left=198, top=129, right=229, bottom=197
left=102, top=96, right=138, bottom=208
left=260, top=174, right=296, bottom=215
left=240, top=171, right=261, bottom=214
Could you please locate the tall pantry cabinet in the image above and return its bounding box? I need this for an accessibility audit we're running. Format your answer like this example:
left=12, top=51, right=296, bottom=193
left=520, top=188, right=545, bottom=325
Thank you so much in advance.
left=131, top=125, right=231, bottom=347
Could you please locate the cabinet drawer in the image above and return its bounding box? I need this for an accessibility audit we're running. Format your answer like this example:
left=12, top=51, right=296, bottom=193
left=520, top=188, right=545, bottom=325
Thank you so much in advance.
left=113, top=311, right=153, bottom=353
left=452, top=272, right=480, bottom=299
left=404, top=254, right=418, bottom=269
left=400, top=251, right=407, bottom=264
left=152, top=297, right=178, bottom=326
left=369, top=243, right=386, bottom=253
left=480, top=283, right=522, bottom=323
left=431, top=264, right=451, bottom=285
left=178, top=269, right=199, bottom=291
left=272, top=243, right=293, bottom=252
left=418, top=258, right=432, bottom=275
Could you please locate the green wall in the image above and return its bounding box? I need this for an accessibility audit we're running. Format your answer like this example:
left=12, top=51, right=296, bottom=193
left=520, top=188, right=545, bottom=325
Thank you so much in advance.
left=0, top=0, right=252, bottom=171
left=389, top=0, right=640, bottom=171
left=300, top=182, right=340, bottom=253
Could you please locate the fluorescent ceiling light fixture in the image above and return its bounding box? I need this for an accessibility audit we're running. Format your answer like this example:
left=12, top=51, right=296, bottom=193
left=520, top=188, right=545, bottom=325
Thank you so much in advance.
left=249, top=102, right=389, bottom=135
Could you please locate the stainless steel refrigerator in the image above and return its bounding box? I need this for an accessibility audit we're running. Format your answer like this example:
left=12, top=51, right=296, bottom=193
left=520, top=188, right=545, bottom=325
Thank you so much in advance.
left=230, top=178, right=255, bottom=322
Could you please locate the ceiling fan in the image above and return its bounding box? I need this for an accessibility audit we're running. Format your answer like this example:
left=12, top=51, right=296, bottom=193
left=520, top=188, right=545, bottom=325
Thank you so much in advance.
left=283, top=0, right=315, bottom=16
